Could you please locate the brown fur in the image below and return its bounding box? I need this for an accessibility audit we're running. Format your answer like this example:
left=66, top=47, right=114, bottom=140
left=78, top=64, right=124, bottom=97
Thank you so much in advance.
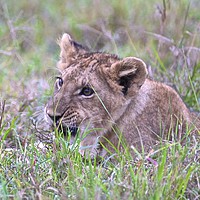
left=45, top=33, right=200, bottom=158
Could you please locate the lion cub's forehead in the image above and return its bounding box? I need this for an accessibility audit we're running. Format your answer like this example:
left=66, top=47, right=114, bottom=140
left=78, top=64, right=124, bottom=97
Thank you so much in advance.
left=62, top=52, right=119, bottom=78
left=76, top=52, right=119, bottom=69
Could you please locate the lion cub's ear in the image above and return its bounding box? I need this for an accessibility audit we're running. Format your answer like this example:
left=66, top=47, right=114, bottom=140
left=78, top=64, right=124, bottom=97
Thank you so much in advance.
left=58, top=33, right=87, bottom=70
left=110, top=57, right=148, bottom=95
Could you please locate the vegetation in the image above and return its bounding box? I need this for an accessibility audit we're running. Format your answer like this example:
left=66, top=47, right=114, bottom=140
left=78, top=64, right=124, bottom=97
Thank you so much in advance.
left=0, top=0, right=199, bottom=199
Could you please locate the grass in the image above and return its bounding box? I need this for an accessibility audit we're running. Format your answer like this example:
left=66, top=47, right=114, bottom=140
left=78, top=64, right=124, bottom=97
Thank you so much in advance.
left=0, top=0, right=199, bottom=199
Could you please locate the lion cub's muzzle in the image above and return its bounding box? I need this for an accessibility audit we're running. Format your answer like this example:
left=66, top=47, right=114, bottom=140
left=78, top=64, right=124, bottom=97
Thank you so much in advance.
left=46, top=112, right=78, bottom=137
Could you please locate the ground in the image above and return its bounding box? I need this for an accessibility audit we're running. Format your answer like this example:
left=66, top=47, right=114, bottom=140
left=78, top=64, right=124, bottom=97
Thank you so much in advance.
left=0, top=0, right=199, bottom=199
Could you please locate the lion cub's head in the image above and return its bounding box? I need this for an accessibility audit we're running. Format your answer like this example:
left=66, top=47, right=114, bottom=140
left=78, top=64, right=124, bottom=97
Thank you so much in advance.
left=45, top=33, right=147, bottom=157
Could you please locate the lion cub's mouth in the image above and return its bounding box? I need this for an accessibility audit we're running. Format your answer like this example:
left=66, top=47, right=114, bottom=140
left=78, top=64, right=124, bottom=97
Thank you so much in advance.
left=56, top=123, right=79, bottom=137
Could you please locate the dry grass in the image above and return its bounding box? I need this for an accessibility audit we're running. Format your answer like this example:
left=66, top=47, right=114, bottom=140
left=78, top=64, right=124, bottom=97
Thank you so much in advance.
left=0, top=0, right=199, bottom=199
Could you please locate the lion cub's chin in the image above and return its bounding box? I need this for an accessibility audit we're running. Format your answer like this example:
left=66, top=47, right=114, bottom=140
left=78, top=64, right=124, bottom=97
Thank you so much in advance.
left=78, top=136, right=107, bottom=159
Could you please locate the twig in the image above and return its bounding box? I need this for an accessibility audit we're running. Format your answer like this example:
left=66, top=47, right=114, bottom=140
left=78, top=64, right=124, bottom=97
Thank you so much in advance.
left=144, top=31, right=174, bottom=45
left=162, top=0, right=167, bottom=23
left=0, top=50, right=14, bottom=56
left=0, top=99, right=6, bottom=129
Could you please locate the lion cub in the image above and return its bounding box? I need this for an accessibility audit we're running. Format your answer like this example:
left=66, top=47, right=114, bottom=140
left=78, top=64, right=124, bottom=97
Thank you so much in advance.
left=45, top=33, right=199, bottom=158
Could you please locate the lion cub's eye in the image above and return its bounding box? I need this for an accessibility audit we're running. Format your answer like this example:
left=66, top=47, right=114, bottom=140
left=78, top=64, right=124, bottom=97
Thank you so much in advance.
left=80, top=86, right=94, bottom=97
left=55, top=77, right=63, bottom=90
